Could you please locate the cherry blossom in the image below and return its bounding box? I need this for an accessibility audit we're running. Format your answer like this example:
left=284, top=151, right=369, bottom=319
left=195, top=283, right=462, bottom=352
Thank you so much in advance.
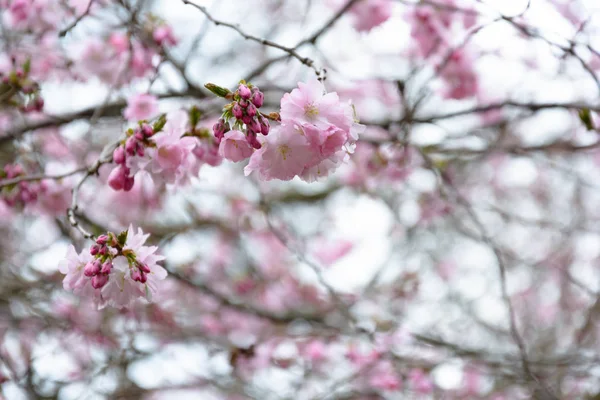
left=123, top=93, right=160, bottom=121
left=59, top=226, right=167, bottom=309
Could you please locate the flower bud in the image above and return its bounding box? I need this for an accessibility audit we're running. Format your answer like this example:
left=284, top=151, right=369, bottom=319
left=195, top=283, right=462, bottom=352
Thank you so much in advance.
left=260, top=118, right=270, bottom=135
left=131, top=268, right=142, bottom=282
left=125, top=137, right=137, bottom=156
left=84, top=260, right=101, bottom=277
left=100, top=261, right=112, bottom=275
left=90, top=245, right=100, bottom=255
left=123, top=175, right=135, bottom=191
left=96, top=235, right=108, bottom=245
left=242, top=114, right=253, bottom=125
left=107, top=166, right=126, bottom=191
left=142, top=124, right=154, bottom=137
left=138, top=263, right=151, bottom=273
left=113, top=146, right=126, bottom=165
left=135, top=130, right=144, bottom=141
left=248, top=119, right=261, bottom=134
left=213, top=119, right=226, bottom=138
left=246, top=103, right=257, bottom=117
left=34, top=98, right=44, bottom=111
left=238, top=98, right=249, bottom=108
left=238, top=84, right=251, bottom=100
left=251, top=88, right=264, bottom=108
left=137, top=145, right=145, bottom=157
left=246, top=132, right=262, bottom=150
left=232, top=103, right=243, bottom=120
left=91, top=274, right=109, bottom=289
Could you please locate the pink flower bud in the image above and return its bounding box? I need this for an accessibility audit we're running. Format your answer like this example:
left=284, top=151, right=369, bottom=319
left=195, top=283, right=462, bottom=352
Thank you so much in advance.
left=84, top=260, right=101, bottom=277
left=142, top=124, right=154, bottom=137
left=260, top=118, right=270, bottom=135
left=213, top=119, right=226, bottom=138
left=246, top=132, right=262, bottom=149
left=238, top=84, right=251, bottom=100
left=96, top=235, right=108, bottom=245
left=113, top=146, right=126, bottom=164
left=107, top=166, right=126, bottom=191
left=90, top=245, right=100, bottom=255
left=125, top=137, right=137, bottom=156
left=131, top=268, right=142, bottom=282
left=139, top=271, right=147, bottom=283
left=242, top=114, right=253, bottom=125
left=137, top=145, right=145, bottom=157
left=100, top=261, right=112, bottom=275
left=91, top=274, right=109, bottom=289
left=123, top=175, right=135, bottom=191
left=134, top=130, right=144, bottom=141
left=251, top=89, right=264, bottom=108
left=248, top=119, right=261, bottom=134
left=34, top=98, right=44, bottom=111
left=246, top=103, right=257, bottom=117
left=232, top=103, right=243, bottom=119
left=238, top=98, right=249, bottom=108
left=138, top=263, right=151, bottom=273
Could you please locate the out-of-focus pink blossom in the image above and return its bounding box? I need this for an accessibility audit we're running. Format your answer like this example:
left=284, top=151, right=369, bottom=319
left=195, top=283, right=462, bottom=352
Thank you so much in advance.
left=123, top=93, right=159, bottom=121
left=153, top=25, right=178, bottom=47
left=439, top=50, right=479, bottom=100
left=408, top=369, right=434, bottom=394
left=312, top=238, right=354, bottom=266
left=349, top=0, right=393, bottom=32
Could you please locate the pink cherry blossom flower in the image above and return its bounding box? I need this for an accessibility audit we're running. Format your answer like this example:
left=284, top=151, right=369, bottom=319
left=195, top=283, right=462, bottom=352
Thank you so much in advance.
left=219, top=130, right=254, bottom=162
left=303, top=123, right=349, bottom=158
left=123, top=93, right=159, bottom=121
left=368, top=361, right=402, bottom=391
left=59, top=245, right=100, bottom=301
left=408, top=369, right=434, bottom=394
left=79, top=39, right=124, bottom=85
left=439, top=50, right=479, bottom=100
left=153, top=25, right=178, bottom=47
left=280, top=79, right=349, bottom=131
left=303, top=340, right=328, bottom=364
left=108, top=32, right=130, bottom=54
left=244, top=123, right=312, bottom=181
left=146, top=129, right=197, bottom=186
left=349, top=0, right=393, bottom=32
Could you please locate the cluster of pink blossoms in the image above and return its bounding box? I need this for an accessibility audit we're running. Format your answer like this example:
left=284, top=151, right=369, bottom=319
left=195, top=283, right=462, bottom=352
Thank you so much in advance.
left=208, top=79, right=363, bottom=182
left=108, top=122, right=159, bottom=191
left=109, top=102, right=222, bottom=191
left=59, top=225, right=167, bottom=309
left=405, top=1, right=480, bottom=100
left=212, top=82, right=270, bottom=161
left=79, top=26, right=173, bottom=85
left=0, top=164, right=46, bottom=208
left=244, top=79, right=364, bottom=181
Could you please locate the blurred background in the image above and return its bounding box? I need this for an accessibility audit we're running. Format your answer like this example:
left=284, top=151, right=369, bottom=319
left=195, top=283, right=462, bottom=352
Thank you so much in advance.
left=1, top=0, right=600, bottom=398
